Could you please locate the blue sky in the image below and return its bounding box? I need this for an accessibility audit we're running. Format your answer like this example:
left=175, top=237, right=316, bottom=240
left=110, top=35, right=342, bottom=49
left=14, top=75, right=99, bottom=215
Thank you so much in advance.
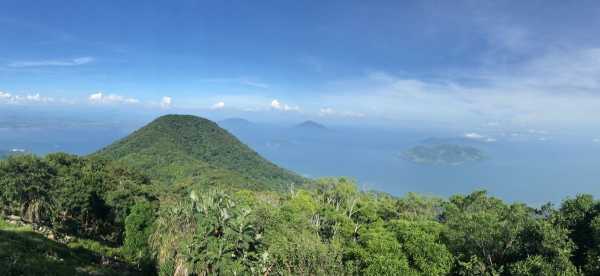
left=2, top=0, right=600, bottom=132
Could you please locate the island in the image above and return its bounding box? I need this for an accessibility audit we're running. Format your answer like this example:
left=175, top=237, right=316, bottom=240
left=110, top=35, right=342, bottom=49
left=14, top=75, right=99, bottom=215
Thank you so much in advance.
left=401, top=144, right=486, bottom=165
left=294, top=120, right=328, bottom=130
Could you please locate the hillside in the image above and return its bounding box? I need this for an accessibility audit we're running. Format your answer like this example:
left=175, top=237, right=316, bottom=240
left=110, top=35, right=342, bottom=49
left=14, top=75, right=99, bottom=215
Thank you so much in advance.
left=0, top=219, right=139, bottom=275
left=91, top=114, right=306, bottom=190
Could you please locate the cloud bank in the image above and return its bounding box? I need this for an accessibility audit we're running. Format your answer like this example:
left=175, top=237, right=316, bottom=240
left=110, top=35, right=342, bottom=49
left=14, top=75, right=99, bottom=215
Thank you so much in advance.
left=160, top=96, right=172, bottom=109
left=271, top=99, right=299, bottom=111
left=211, top=101, right=225, bottom=109
left=316, top=46, right=600, bottom=130
left=0, top=91, right=54, bottom=104
left=88, top=92, right=139, bottom=104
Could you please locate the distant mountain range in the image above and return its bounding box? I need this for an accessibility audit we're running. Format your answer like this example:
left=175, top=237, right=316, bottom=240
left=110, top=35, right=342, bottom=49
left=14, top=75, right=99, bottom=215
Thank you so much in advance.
left=91, top=115, right=307, bottom=191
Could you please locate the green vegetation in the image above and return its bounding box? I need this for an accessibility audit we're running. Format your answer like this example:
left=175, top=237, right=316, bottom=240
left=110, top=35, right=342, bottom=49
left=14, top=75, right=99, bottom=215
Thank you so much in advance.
left=402, top=144, right=486, bottom=165
left=91, top=115, right=307, bottom=191
left=142, top=181, right=599, bottom=275
left=0, top=153, right=155, bottom=244
left=0, top=219, right=138, bottom=275
left=2, top=114, right=600, bottom=275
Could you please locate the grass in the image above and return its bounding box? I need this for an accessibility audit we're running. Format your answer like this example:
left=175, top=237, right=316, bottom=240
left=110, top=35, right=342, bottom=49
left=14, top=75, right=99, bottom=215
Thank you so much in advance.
left=0, top=218, right=139, bottom=276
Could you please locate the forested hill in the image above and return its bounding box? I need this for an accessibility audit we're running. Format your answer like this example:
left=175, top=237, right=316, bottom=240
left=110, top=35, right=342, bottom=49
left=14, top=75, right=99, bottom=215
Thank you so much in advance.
left=91, top=114, right=307, bottom=190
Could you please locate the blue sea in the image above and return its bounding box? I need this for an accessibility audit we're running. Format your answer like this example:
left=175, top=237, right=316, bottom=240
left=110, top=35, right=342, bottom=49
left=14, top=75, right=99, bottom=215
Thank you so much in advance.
left=233, top=126, right=600, bottom=206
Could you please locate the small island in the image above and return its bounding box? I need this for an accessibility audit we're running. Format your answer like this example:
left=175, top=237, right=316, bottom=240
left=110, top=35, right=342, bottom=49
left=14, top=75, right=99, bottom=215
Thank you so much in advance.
left=294, top=120, right=328, bottom=130
left=401, top=144, right=486, bottom=165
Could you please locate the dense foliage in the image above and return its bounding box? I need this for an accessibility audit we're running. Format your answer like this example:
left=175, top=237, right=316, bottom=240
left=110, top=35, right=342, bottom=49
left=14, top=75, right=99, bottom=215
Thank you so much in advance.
left=0, top=219, right=139, bottom=275
left=0, top=153, right=155, bottom=244
left=91, top=115, right=307, bottom=191
left=146, top=179, right=589, bottom=276
left=2, top=152, right=600, bottom=275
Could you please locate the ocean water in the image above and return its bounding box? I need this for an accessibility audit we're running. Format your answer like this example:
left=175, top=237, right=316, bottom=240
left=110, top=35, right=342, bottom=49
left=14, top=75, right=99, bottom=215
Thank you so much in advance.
left=2, top=124, right=600, bottom=205
left=230, top=126, right=600, bottom=205
left=0, top=126, right=133, bottom=155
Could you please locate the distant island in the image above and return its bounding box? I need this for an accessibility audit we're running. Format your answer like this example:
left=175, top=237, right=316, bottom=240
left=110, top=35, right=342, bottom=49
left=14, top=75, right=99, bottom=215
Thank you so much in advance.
left=294, top=120, right=327, bottom=130
left=401, top=144, right=486, bottom=165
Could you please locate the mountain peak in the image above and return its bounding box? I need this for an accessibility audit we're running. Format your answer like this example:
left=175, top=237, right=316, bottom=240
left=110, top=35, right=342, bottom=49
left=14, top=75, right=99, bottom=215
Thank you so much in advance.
left=153, top=114, right=216, bottom=126
left=92, top=114, right=306, bottom=190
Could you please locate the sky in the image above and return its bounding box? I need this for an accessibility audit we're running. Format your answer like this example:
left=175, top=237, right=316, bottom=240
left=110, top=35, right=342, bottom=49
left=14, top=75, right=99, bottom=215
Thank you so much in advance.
left=2, top=0, right=600, bottom=134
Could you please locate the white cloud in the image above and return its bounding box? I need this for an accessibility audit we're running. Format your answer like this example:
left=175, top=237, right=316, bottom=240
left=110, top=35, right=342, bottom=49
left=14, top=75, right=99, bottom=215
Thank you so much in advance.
left=594, top=138, right=600, bottom=143
left=318, top=47, right=600, bottom=129
left=528, top=129, right=549, bottom=135
left=21, top=93, right=53, bottom=102
left=88, top=92, right=139, bottom=104
left=344, top=111, right=366, bottom=118
left=270, top=99, right=281, bottom=109
left=319, top=107, right=335, bottom=116
left=0, top=91, right=54, bottom=104
left=319, top=107, right=366, bottom=118
left=271, top=99, right=299, bottom=111
left=27, top=94, right=41, bottom=101
left=88, top=92, right=102, bottom=102
left=8, top=56, right=94, bottom=67
left=0, top=91, right=11, bottom=99
left=160, top=96, right=172, bottom=108
left=211, top=101, right=225, bottom=109
left=464, top=132, right=485, bottom=139
left=464, top=132, right=497, bottom=143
